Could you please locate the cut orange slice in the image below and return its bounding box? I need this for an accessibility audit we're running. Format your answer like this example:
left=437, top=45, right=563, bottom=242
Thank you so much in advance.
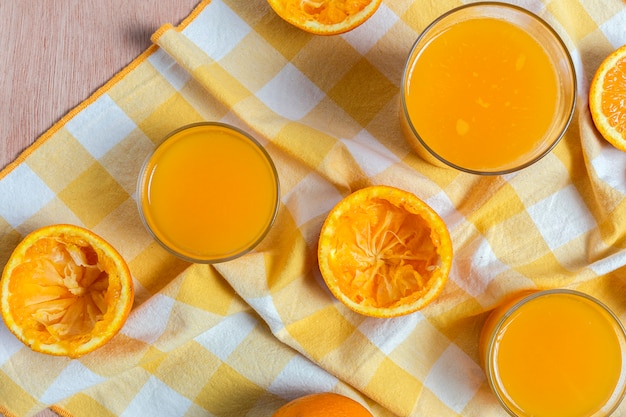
left=267, top=0, right=382, bottom=35
left=318, top=185, right=452, bottom=317
left=0, top=224, right=134, bottom=358
left=589, top=44, right=626, bottom=151
left=272, top=392, right=373, bottom=417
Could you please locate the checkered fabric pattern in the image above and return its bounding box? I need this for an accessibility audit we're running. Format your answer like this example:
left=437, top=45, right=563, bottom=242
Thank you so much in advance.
left=1, top=0, right=626, bottom=416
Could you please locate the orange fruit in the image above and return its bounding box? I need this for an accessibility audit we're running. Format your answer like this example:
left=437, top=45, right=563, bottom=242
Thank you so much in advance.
left=0, top=224, right=134, bottom=358
left=318, top=185, right=452, bottom=318
left=589, top=44, right=626, bottom=151
left=272, top=392, right=373, bottom=417
left=267, top=0, right=382, bottom=35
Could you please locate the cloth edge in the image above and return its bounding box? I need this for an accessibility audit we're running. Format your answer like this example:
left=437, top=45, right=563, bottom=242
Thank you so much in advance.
left=0, top=405, right=18, bottom=417
left=50, top=405, right=73, bottom=417
left=151, top=23, right=177, bottom=44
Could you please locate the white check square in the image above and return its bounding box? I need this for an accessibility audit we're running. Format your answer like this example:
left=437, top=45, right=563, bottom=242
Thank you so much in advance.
left=342, top=129, right=400, bottom=178
left=246, top=295, right=285, bottom=334
left=0, top=164, right=55, bottom=228
left=0, top=321, right=23, bottom=367
left=40, top=360, right=106, bottom=404
left=597, top=7, right=626, bottom=48
left=268, top=354, right=338, bottom=399
left=341, top=3, right=398, bottom=55
left=121, top=294, right=175, bottom=345
left=357, top=313, right=421, bottom=355
left=148, top=49, right=192, bottom=91
left=194, top=311, right=257, bottom=361
left=591, top=143, right=626, bottom=195
left=257, top=64, right=325, bottom=120
left=121, top=376, right=192, bottom=417
left=282, top=172, right=343, bottom=227
left=527, top=184, right=597, bottom=250
left=452, top=236, right=508, bottom=298
left=65, top=94, right=137, bottom=159
left=182, top=0, right=251, bottom=61
left=424, top=344, right=485, bottom=413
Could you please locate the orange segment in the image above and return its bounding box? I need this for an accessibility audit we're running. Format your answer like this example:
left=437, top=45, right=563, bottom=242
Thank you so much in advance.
left=1, top=224, right=133, bottom=358
left=589, top=44, right=626, bottom=151
left=267, top=0, right=381, bottom=35
left=318, top=185, right=452, bottom=317
left=272, top=392, right=373, bottom=417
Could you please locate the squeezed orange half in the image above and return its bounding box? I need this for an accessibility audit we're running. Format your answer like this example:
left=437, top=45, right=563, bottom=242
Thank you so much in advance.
left=138, top=123, right=279, bottom=263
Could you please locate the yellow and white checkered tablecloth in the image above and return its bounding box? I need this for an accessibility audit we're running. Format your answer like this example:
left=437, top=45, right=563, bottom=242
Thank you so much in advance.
left=1, top=0, right=626, bottom=416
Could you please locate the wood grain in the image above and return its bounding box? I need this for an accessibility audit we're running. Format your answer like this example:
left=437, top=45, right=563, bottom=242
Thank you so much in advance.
left=0, top=0, right=200, bottom=170
left=0, top=2, right=200, bottom=415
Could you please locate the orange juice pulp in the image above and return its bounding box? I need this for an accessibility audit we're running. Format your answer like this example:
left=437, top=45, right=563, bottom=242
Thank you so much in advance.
left=404, top=17, right=559, bottom=170
left=140, top=124, right=278, bottom=261
left=481, top=292, right=625, bottom=417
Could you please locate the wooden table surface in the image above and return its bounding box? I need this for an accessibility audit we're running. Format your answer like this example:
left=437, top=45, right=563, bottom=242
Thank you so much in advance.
left=0, top=0, right=200, bottom=171
left=0, top=2, right=200, bottom=415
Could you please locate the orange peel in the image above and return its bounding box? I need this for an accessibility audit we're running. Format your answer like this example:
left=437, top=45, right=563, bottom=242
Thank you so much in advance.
left=589, top=44, right=626, bottom=151
left=272, top=392, right=373, bottom=417
left=318, top=185, right=452, bottom=317
left=1, top=224, right=133, bottom=358
left=267, top=0, right=382, bottom=35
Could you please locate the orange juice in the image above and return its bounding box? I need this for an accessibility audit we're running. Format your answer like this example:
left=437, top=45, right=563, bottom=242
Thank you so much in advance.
left=480, top=290, right=626, bottom=417
left=138, top=123, right=279, bottom=262
left=402, top=7, right=567, bottom=173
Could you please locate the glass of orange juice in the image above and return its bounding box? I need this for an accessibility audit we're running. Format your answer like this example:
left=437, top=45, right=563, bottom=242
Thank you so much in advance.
left=479, top=289, right=626, bottom=417
left=401, top=3, right=576, bottom=175
left=137, top=122, right=280, bottom=263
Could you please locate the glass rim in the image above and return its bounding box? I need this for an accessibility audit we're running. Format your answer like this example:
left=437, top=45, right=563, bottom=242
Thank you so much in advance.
left=484, top=289, right=626, bottom=417
left=400, top=1, right=578, bottom=176
left=136, top=121, right=280, bottom=264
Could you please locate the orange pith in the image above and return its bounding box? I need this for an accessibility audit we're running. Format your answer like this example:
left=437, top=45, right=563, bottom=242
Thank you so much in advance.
left=318, top=185, right=452, bottom=318
left=0, top=224, right=134, bottom=358
left=267, top=0, right=382, bottom=35
left=589, top=44, right=626, bottom=151
left=272, top=392, right=373, bottom=417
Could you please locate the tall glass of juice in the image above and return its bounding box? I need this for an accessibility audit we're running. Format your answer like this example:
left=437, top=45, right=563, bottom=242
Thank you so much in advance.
left=479, top=289, right=626, bottom=417
left=137, top=122, right=280, bottom=263
left=401, top=3, right=576, bottom=175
